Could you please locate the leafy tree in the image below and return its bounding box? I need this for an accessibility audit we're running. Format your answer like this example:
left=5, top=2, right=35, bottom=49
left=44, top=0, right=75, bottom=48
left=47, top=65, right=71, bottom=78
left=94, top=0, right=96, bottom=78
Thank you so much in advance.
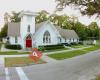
left=0, top=11, right=21, bottom=38
left=88, top=22, right=100, bottom=39
left=49, top=14, right=72, bottom=29
left=0, top=24, right=8, bottom=38
left=36, top=10, right=49, bottom=23
left=10, top=11, right=21, bottom=22
left=56, top=0, right=100, bottom=16
left=72, top=22, right=88, bottom=40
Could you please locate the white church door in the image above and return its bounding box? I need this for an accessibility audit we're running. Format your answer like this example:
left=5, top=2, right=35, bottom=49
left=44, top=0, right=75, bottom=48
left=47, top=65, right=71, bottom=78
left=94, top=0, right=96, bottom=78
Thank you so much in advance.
left=26, top=34, right=32, bottom=48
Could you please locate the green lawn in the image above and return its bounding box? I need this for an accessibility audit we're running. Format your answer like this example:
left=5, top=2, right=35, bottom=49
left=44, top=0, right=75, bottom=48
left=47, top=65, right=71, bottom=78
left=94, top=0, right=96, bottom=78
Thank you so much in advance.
left=0, top=42, right=3, bottom=49
left=83, top=45, right=100, bottom=51
left=43, top=48, right=69, bottom=52
left=71, top=45, right=88, bottom=48
left=97, top=40, right=100, bottom=42
left=95, top=75, right=100, bottom=80
left=0, top=51, right=30, bottom=55
left=48, top=45, right=100, bottom=60
left=96, top=77, right=100, bottom=80
left=5, top=57, right=46, bottom=67
left=48, top=50, right=88, bottom=60
left=0, top=48, right=68, bottom=55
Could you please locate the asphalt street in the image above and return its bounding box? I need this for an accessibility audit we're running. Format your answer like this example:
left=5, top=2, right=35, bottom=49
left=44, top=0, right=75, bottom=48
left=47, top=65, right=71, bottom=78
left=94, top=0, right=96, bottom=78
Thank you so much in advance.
left=0, top=50, right=100, bottom=80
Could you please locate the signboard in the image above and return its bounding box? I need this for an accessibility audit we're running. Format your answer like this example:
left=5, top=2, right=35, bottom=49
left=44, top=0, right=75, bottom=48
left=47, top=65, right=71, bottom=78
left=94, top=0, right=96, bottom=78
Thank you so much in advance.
left=29, top=48, right=43, bottom=63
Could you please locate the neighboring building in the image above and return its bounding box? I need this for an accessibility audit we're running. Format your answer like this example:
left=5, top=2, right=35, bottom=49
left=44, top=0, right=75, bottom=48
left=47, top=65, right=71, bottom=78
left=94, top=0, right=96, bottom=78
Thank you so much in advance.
left=7, top=11, right=79, bottom=49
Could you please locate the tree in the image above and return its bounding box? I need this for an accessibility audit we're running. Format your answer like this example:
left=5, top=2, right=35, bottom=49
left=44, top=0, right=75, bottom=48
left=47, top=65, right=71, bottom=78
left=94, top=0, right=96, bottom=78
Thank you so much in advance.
left=0, top=24, right=8, bottom=38
left=56, top=0, right=100, bottom=16
left=49, top=14, right=72, bottom=29
left=0, top=11, right=21, bottom=38
left=88, top=22, right=100, bottom=39
left=10, top=11, right=21, bottom=22
left=72, top=22, right=88, bottom=40
left=36, top=10, right=49, bottom=23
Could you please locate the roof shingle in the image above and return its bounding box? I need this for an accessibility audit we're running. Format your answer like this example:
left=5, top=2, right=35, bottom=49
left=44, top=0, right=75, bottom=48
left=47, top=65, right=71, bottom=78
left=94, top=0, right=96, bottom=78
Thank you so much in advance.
left=8, top=23, right=20, bottom=37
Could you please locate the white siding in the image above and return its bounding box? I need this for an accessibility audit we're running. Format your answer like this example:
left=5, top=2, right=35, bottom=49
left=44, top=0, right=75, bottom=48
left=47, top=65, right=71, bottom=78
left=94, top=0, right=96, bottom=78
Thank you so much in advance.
left=20, top=15, right=36, bottom=48
left=35, top=23, right=59, bottom=47
left=9, top=37, right=21, bottom=45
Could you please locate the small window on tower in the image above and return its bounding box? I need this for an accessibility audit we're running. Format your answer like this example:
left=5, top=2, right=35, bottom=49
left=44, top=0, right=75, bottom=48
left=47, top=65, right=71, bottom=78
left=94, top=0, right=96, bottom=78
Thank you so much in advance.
left=28, top=25, right=30, bottom=32
left=15, top=36, right=18, bottom=43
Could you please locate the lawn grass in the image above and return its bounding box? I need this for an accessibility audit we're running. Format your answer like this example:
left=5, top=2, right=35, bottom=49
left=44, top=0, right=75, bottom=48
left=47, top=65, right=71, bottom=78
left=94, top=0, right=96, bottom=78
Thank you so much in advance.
left=0, top=42, right=3, bottom=49
left=48, top=50, right=88, bottom=60
left=71, top=44, right=88, bottom=48
left=48, top=45, right=100, bottom=60
left=43, top=48, right=69, bottom=52
left=95, top=75, right=100, bottom=80
left=97, top=40, right=100, bottom=42
left=83, top=45, right=100, bottom=52
left=0, top=51, right=30, bottom=55
left=5, top=57, right=46, bottom=67
left=96, top=77, right=100, bottom=80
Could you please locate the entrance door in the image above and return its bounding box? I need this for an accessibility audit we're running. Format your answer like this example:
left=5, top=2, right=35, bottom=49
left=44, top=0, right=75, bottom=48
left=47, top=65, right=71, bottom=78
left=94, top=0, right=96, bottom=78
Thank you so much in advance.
left=26, top=39, right=32, bottom=48
left=26, top=34, right=32, bottom=48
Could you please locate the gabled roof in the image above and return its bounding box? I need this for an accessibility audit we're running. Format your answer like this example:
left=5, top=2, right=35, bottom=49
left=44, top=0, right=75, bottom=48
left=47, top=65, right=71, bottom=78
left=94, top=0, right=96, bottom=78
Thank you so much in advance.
left=35, top=21, right=47, bottom=31
left=36, top=21, right=79, bottom=39
left=55, top=26, right=79, bottom=39
left=8, top=21, right=79, bottom=39
left=19, top=11, right=38, bottom=17
left=8, top=23, right=20, bottom=37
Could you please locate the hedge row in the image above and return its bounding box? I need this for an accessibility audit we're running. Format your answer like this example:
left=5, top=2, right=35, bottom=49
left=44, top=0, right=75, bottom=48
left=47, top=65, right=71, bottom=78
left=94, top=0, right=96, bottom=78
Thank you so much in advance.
left=5, top=44, right=22, bottom=50
left=38, top=44, right=64, bottom=51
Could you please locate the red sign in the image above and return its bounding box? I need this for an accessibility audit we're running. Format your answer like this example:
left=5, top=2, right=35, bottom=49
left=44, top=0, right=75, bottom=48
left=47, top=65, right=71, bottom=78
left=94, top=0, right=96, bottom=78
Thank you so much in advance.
left=29, top=48, right=43, bottom=63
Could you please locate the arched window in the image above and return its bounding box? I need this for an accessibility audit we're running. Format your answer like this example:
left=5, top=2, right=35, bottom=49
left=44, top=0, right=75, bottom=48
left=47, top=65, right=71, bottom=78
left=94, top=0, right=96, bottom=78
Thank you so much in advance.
left=59, top=38, right=62, bottom=43
left=27, top=25, right=30, bottom=32
left=43, top=31, right=51, bottom=43
left=15, top=36, right=18, bottom=43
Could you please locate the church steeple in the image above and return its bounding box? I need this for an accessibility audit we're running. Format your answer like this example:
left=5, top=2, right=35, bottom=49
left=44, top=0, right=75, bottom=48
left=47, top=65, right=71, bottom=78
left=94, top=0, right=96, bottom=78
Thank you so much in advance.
left=19, top=11, right=38, bottom=38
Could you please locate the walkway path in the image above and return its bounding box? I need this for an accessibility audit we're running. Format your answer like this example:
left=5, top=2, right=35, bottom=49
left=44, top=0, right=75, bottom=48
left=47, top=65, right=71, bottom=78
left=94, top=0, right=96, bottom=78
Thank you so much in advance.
left=44, top=46, right=92, bottom=55
left=0, top=46, right=92, bottom=65
left=0, top=45, right=92, bottom=67
left=0, top=56, right=4, bottom=67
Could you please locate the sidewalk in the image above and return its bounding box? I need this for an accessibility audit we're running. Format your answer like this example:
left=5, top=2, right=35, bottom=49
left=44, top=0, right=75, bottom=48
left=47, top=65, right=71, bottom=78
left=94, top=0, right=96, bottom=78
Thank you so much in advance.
left=0, top=56, right=4, bottom=67
left=0, top=46, right=92, bottom=67
left=44, top=46, right=92, bottom=55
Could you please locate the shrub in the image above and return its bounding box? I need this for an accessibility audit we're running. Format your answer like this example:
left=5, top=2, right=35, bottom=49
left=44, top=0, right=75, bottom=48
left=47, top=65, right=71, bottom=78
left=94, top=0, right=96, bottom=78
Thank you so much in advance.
left=61, top=43, right=71, bottom=46
left=5, top=44, right=22, bottom=50
left=38, top=46, right=45, bottom=51
left=70, top=42, right=78, bottom=45
left=38, top=44, right=64, bottom=50
left=78, top=41, right=83, bottom=45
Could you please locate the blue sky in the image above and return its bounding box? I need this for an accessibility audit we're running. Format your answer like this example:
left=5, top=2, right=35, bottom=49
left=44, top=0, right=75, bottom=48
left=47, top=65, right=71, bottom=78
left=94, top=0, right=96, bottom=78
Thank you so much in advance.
left=0, top=0, right=100, bottom=29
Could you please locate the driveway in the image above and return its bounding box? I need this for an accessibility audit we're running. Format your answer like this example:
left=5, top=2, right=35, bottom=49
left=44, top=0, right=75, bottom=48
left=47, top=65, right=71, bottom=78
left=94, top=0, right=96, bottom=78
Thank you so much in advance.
left=1, top=50, right=100, bottom=80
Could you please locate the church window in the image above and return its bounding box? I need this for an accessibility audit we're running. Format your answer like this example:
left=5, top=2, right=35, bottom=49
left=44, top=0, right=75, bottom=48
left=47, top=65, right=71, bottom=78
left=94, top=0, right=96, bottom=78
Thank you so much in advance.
left=59, top=38, right=62, bottom=42
left=7, top=37, right=10, bottom=43
left=65, top=38, right=66, bottom=42
left=43, top=31, right=51, bottom=43
left=28, top=25, right=30, bottom=32
left=15, top=36, right=18, bottom=43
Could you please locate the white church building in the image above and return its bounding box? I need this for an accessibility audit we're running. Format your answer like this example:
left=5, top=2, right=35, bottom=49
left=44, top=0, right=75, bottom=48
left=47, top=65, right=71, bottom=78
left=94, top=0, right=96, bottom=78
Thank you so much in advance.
left=7, top=11, right=79, bottom=49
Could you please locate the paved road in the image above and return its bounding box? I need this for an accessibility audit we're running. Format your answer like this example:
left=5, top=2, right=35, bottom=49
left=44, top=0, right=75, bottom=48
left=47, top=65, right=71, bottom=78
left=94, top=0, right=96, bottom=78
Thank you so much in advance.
left=1, top=50, right=100, bottom=80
